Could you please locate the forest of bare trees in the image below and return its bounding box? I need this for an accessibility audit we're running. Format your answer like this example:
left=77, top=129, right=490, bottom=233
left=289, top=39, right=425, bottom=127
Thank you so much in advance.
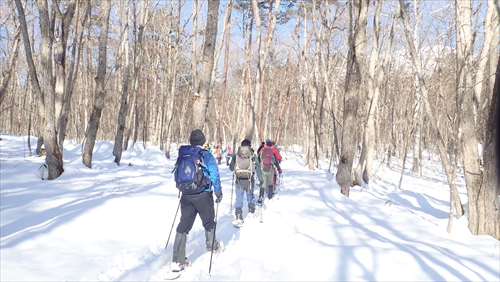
left=0, top=0, right=498, bottom=239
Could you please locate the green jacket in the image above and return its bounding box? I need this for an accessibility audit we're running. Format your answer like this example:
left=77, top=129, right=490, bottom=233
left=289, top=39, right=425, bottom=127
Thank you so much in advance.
left=229, top=150, right=263, bottom=183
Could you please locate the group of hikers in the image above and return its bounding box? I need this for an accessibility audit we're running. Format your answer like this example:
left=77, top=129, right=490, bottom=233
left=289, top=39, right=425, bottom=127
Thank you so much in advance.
left=170, top=129, right=283, bottom=272
left=202, top=144, right=232, bottom=166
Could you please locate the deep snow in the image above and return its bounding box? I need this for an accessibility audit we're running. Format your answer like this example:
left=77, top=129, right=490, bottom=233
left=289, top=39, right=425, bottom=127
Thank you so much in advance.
left=0, top=134, right=499, bottom=281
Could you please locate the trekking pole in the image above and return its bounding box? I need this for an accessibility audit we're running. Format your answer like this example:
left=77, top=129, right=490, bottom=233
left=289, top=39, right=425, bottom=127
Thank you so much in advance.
left=164, top=196, right=181, bottom=250
left=230, top=173, right=234, bottom=212
left=208, top=201, right=219, bottom=275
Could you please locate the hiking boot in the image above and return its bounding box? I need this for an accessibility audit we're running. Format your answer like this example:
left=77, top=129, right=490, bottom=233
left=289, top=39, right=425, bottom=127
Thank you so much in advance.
left=268, top=186, right=274, bottom=200
left=205, top=228, right=221, bottom=252
left=259, top=187, right=265, bottom=198
left=235, top=208, right=244, bottom=221
left=257, top=196, right=263, bottom=205
left=248, top=203, right=255, bottom=213
left=170, top=262, right=185, bottom=272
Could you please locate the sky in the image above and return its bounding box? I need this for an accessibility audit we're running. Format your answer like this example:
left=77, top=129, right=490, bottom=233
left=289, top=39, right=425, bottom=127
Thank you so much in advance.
left=0, top=133, right=499, bottom=281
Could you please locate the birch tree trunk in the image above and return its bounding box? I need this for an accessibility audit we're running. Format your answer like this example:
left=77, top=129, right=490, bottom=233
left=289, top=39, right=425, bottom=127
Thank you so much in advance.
left=362, top=0, right=396, bottom=185
left=191, top=0, right=199, bottom=95
left=82, top=0, right=111, bottom=168
left=243, top=8, right=255, bottom=141
left=218, top=0, right=232, bottom=146
left=411, top=0, right=422, bottom=174
left=354, top=0, right=381, bottom=186
left=336, top=0, right=368, bottom=197
left=192, top=0, right=219, bottom=130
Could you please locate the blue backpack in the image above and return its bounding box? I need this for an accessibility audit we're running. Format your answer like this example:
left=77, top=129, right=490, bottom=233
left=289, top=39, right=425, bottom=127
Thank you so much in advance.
left=174, top=145, right=210, bottom=194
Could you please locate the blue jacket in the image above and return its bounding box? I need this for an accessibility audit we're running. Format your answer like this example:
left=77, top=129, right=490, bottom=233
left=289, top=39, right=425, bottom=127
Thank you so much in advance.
left=201, top=149, right=221, bottom=194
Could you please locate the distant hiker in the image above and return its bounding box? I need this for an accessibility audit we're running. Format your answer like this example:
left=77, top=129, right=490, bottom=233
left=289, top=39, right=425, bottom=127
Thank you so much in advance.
left=214, top=145, right=222, bottom=165
left=225, top=145, right=232, bottom=166
left=257, top=141, right=265, bottom=161
left=272, top=141, right=281, bottom=157
left=171, top=129, right=223, bottom=272
left=257, top=139, right=282, bottom=164
left=258, top=139, right=282, bottom=203
left=258, top=139, right=282, bottom=186
left=229, top=139, right=263, bottom=225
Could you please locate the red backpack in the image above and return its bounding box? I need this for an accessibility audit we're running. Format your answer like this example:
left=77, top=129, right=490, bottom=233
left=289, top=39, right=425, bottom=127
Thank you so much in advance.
left=261, top=147, right=275, bottom=172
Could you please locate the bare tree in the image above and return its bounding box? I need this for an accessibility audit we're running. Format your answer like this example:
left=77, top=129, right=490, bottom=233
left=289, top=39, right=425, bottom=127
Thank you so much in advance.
left=361, top=0, right=397, bottom=185
left=15, top=0, right=70, bottom=179
left=0, top=28, right=20, bottom=106
left=249, top=0, right=281, bottom=142
left=456, top=0, right=499, bottom=239
left=473, top=0, right=499, bottom=124
left=218, top=0, right=233, bottom=146
left=336, top=0, right=368, bottom=197
left=192, top=0, right=219, bottom=130
left=113, top=0, right=151, bottom=165
left=113, top=0, right=132, bottom=164
left=398, top=0, right=464, bottom=231
left=411, top=0, right=422, bottom=174
left=57, top=0, right=87, bottom=152
left=479, top=57, right=500, bottom=240
left=82, top=0, right=112, bottom=168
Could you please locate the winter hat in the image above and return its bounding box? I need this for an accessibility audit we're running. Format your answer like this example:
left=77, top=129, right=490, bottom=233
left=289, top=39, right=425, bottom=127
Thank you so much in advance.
left=189, top=129, right=206, bottom=146
left=265, top=139, right=273, bottom=146
left=241, top=139, right=251, bottom=147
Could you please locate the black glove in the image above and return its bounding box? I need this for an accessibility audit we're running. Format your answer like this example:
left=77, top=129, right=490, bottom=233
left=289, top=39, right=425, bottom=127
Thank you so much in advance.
left=215, top=192, right=223, bottom=203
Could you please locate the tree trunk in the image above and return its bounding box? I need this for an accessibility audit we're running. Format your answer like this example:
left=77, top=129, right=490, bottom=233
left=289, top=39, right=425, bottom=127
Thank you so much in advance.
left=82, top=0, right=111, bottom=168
left=336, top=0, right=368, bottom=197
left=250, top=0, right=281, bottom=142
left=411, top=0, right=422, bottom=175
left=478, top=57, right=500, bottom=240
left=362, top=0, right=393, bottom=185
left=163, top=0, right=182, bottom=158
left=191, top=0, right=199, bottom=95
left=473, top=0, right=499, bottom=121
left=455, top=0, right=487, bottom=237
left=113, top=0, right=150, bottom=165
left=58, top=1, right=86, bottom=152
left=218, top=0, right=232, bottom=146
left=398, top=0, right=463, bottom=219
left=15, top=0, right=64, bottom=179
left=0, top=29, right=20, bottom=106
left=53, top=0, right=77, bottom=137
left=192, top=0, right=219, bottom=130
left=275, top=17, right=299, bottom=145
left=243, top=13, right=255, bottom=141
left=113, top=0, right=131, bottom=165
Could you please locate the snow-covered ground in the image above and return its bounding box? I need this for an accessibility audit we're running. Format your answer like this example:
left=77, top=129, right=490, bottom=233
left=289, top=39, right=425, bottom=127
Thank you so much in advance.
left=1, top=134, right=499, bottom=281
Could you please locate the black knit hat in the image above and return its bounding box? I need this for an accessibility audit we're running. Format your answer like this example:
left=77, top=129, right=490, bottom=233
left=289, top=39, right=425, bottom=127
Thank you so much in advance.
left=190, top=129, right=206, bottom=146
left=241, top=139, right=251, bottom=146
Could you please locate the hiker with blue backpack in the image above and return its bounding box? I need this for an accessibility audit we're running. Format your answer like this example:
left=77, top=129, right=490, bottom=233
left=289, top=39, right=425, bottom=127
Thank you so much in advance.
left=170, top=129, right=223, bottom=272
left=229, top=139, right=263, bottom=226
